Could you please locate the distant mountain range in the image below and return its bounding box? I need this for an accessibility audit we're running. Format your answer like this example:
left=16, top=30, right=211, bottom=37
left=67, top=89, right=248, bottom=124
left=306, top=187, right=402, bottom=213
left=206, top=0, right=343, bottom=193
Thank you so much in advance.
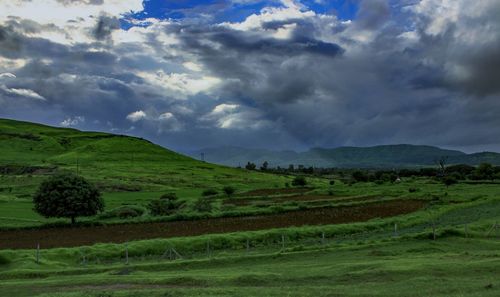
left=188, top=145, right=500, bottom=168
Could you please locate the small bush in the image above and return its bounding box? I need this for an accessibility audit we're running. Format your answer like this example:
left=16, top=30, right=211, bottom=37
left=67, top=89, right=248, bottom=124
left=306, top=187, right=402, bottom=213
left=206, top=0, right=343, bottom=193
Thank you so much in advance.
left=329, top=180, right=335, bottom=186
left=291, top=176, right=307, bottom=187
left=193, top=197, right=212, bottom=213
left=222, top=186, right=236, bottom=197
left=443, top=176, right=458, bottom=187
left=99, top=205, right=145, bottom=219
left=117, top=208, right=139, bottom=219
left=148, top=193, right=183, bottom=216
left=202, top=189, right=218, bottom=197
left=408, top=187, right=419, bottom=193
left=0, top=254, right=11, bottom=265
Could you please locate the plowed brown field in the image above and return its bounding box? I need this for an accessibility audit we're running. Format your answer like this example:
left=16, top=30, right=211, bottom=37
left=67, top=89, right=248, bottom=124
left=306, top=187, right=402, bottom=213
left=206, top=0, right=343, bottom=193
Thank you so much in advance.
left=0, top=199, right=426, bottom=249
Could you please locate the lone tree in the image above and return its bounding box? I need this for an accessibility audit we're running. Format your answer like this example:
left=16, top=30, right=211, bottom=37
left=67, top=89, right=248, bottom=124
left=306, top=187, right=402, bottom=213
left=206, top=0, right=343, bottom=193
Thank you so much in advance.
left=245, top=162, right=256, bottom=170
left=33, top=173, right=104, bottom=224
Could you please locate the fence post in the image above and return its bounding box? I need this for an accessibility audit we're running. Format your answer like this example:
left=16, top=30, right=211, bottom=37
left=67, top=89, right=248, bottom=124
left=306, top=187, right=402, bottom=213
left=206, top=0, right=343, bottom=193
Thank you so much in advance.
left=281, top=234, right=285, bottom=251
left=321, top=232, right=325, bottom=245
left=394, top=223, right=398, bottom=237
left=207, top=240, right=211, bottom=258
left=82, top=249, right=87, bottom=266
left=125, top=243, right=129, bottom=265
left=36, top=243, right=40, bottom=264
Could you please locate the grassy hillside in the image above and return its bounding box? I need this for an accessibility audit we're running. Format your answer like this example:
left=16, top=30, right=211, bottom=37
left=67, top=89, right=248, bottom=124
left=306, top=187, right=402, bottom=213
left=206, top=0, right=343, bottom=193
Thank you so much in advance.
left=191, top=144, right=500, bottom=168
left=0, top=118, right=291, bottom=227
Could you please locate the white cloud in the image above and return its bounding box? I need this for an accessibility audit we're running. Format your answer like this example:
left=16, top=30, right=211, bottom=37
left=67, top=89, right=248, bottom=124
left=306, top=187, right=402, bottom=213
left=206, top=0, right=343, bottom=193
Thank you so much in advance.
left=157, top=112, right=182, bottom=132
left=158, top=112, right=174, bottom=120
left=126, top=110, right=147, bottom=122
left=211, top=104, right=239, bottom=115
left=0, top=73, right=17, bottom=79
left=60, top=116, right=85, bottom=127
left=183, top=61, right=203, bottom=72
left=136, top=71, right=221, bottom=99
left=222, top=0, right=315, bottom=35
left=204, top=104, right=271, bottom=130
left=0, top=85, right=46, bottom=101
left=0, top=0, right=143, bottom=44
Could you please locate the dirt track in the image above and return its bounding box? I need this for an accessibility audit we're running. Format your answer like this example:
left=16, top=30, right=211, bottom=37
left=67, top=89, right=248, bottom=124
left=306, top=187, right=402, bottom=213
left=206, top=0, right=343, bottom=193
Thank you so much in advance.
left=0, top=199, right=425, bottom=249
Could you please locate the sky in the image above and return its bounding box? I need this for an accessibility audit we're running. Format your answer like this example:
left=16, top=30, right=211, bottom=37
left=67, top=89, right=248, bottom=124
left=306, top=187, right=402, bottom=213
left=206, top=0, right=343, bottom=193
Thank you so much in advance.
left=0, top=0, right=500, bottom=153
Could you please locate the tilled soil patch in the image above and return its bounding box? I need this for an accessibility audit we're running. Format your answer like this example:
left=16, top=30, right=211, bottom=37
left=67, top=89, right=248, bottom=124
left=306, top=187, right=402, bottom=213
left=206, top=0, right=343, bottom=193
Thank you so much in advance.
left=0, top=199, right=426, bottom=249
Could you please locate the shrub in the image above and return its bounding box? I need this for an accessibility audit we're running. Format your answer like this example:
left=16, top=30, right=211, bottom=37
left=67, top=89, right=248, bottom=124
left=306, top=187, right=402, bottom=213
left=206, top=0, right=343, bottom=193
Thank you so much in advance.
left=117, top=208, right=139, bottom=219
left=202, top=189, right=218, bottom=197
left=148, top=193, right=183, bottom=216
left=352, top=171, right=369, bottom=182
left=329, top=180, right=335, bottom=186
left=222, top=186, right=236, bottom=197
left=291, top=176, right=307, bottom=187
left=443, top=175, right=458, bottom=187
left=408, top=187, right=419, bottom=193
left=33, top=173, right=104, bottom=224
left=99, top=205, right=145, bottom=219
left=193, top=197, right=212, bottom=213
left=0, top=254, right=10, bottom=265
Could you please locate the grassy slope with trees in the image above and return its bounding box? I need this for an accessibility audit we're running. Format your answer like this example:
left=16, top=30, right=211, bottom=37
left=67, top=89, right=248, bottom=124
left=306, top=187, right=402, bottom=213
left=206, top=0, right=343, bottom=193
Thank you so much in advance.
left=2, top=119, right=500, bottom=296
left=0, top=118, right=292, bottom=227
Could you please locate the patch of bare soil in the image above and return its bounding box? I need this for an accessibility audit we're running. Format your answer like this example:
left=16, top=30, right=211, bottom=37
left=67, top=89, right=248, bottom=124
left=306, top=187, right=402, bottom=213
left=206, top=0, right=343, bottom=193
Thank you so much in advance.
left=0, top=199, right=426, bottom=250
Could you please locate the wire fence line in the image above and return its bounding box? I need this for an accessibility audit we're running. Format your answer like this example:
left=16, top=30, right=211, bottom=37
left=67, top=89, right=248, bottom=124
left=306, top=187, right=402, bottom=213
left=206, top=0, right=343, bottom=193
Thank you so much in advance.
left=69, top=223, right=497, bottom=267
left=32, top=200, right=500, bottom=266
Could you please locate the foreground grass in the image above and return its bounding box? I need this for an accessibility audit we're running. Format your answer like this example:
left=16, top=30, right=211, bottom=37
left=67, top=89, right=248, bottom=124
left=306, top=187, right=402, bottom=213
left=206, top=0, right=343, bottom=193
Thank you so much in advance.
left=2, top=237, right=500, bottom=296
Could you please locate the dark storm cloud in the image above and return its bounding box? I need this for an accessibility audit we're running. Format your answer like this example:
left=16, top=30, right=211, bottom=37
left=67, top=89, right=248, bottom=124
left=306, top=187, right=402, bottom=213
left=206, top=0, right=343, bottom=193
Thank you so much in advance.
left=2, top=0, right=500, bottom=153
left=169, top=23, right=343, bottom=105
left=92, top=15, right=120, bottom=40
left=354, top=0, right=390, bottom=30
left=151, top=0, right=500, bottom=151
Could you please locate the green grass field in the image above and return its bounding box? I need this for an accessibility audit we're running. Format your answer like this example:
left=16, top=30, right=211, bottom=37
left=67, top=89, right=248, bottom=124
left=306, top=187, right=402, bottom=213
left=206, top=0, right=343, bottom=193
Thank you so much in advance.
left=3, top=118, right=500, bottom=296
left=3, top=235, right=500, bottom=297
left=0, top=118, right=297, bottom=227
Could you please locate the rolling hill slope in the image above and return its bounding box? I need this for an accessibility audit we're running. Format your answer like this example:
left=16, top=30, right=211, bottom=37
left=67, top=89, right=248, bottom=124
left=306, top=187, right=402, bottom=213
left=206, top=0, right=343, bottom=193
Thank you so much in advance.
left=0, top=118, right=289, bottom=209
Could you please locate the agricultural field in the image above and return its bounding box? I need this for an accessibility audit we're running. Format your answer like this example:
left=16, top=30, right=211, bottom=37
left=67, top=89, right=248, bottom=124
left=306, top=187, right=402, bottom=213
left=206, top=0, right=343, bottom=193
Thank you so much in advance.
left=2, top=119, right=500, bottom=296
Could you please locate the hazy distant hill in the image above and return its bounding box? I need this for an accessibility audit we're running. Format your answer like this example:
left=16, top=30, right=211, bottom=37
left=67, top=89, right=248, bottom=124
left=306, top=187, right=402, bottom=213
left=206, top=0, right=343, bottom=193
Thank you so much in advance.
left=189, top=145, right=500, bottom=168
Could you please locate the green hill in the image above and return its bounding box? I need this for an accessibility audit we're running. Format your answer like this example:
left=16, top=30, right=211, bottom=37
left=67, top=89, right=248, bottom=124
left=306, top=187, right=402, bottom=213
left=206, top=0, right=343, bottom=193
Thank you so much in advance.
left=190, top=144, right=500, bottom=168
left=0, top=118, right=289, bottom=227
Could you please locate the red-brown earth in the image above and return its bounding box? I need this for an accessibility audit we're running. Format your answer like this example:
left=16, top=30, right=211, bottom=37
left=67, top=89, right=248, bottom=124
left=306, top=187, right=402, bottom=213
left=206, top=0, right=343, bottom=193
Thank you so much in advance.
left=0, top=199, right=426, bottom=249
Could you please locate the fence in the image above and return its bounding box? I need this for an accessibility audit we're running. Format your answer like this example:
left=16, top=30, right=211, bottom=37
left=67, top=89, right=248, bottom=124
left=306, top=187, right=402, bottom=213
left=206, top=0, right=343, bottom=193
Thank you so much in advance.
left=32, top=200, right=500, bottom=266
left=29, top=221, right=499, bottom=267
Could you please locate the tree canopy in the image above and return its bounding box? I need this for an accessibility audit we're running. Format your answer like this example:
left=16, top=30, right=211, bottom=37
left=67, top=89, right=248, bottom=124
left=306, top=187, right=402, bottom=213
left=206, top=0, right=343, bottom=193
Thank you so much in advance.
left=33, top=173, right=104, bottom=224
